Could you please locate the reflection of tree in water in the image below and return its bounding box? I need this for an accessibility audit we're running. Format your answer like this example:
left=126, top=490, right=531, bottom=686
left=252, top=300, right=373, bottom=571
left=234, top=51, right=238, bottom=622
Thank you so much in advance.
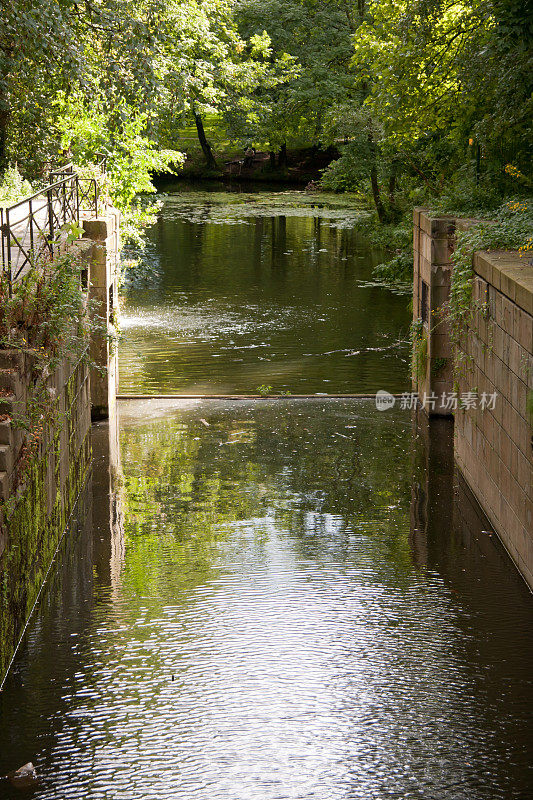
left=119, top=196, right=410, bottom=395
left=118, top=401, right=414, bottom=602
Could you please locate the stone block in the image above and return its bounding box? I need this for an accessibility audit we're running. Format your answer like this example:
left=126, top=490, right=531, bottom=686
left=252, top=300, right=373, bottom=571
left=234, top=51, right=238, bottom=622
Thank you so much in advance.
left=500, top=267, right=521, bottom=303
left=0, top=444, right=14, bottom=474
left=431, top=238, right=452, bottom=266
left=509, top=339, right=522, bottom=378
left=515, top=277, right=533, bottom=316
left=494, top=292, right=504, bottom=327
left=499, top=428, right=512, bottom=469
left=0, top=421, right=12, bottom=446
left=493, top=324, right=504, bottom=361
left=83, top=217, right=111, bottom=241
left=431, top=217, right=455, bottom=237
left=0, top=369, right=23, bottom=398
left=518, top=309, right=533, bottom=355
left=419, top=212, right=433, bottom=236
left=520, top=450, right=533, bottom=496
left=473, top=252, right=493, bottom=285
left=418, top=254, right=432, bottom=283
left=0, top=350, right=24, bottom=371
left=0, top=470, right=10, bottom=501
left=431, top=334, right=452, bottom=361
left=431, top=283, right=450, bottom=309
left=502, top=296, right=515, bottom=336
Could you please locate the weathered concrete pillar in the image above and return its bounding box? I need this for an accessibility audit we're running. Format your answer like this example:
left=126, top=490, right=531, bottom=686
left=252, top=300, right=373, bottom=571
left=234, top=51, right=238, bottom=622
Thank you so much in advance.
left=412, top=209, right=455, bottom=416
left=82, top=210, right=120, bottom=420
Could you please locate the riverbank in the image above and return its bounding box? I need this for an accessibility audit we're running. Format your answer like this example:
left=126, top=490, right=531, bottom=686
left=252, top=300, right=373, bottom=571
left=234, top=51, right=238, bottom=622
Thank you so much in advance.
left=163, top=144, right=339, bottom=185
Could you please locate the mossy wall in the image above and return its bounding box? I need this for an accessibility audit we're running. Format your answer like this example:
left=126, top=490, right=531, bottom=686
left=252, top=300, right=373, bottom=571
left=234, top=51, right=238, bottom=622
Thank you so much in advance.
left=0, top=358, right=91, bottom=680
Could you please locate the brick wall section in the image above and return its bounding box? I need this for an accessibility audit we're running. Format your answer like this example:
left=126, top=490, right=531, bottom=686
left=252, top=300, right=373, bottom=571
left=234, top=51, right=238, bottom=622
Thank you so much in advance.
left=454, top=250, right=533, bottom=589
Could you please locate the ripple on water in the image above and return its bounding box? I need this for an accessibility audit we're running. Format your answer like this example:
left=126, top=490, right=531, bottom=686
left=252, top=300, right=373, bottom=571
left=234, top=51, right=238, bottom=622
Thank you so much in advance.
left=0, top=400, right=531, bottom=800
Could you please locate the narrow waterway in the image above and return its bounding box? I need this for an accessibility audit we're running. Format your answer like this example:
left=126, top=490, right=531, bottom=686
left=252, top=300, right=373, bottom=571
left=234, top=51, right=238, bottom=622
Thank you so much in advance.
left=119, top=187, right=410, bottom=395
left=0, top=190, right=531, bottom=799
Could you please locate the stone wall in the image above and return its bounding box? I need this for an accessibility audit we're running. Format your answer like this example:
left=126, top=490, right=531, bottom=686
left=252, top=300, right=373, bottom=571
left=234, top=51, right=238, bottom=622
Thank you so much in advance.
left=412, top=209, right=455, bottom=414
left=0, top=352, right=91, bottom=679
left=455, top=250, right=533, bottom=589
left=0, top=208, right=120, bottom=681
left=82, top=210, right=120, bottom=420
left=413, top=209, right=533, bottom=591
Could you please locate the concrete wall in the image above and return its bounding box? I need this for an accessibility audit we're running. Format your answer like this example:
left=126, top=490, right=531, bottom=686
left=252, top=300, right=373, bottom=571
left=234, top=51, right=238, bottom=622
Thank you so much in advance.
left=413, top=209, right=533, bottom=590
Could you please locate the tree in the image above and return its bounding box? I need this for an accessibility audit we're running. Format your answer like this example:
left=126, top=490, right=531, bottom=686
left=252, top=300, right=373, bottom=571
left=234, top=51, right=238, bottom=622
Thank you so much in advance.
left=349, top=0, right=533, bottom=201
left=234, top=0, right=360, bottom=157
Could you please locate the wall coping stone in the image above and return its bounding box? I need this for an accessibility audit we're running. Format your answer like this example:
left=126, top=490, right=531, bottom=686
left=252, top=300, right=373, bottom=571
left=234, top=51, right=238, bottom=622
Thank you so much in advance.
left=474, top=250, right=533, bottom=316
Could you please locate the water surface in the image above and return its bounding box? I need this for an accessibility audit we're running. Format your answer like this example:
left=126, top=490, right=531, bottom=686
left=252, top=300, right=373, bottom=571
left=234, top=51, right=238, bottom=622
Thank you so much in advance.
left=119, top=190, right=410, bottom=394
left=0, top=400, right=531, bottom=799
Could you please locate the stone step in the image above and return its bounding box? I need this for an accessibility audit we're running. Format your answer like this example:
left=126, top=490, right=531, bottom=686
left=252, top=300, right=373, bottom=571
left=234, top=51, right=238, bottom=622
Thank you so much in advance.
left=0, top=444, right=13, bottom=474
left=0, top=420, right=12, bottom=446
left=0, top=470, right=9, bottom=501
left=0, top=369, right=23, bottom=397
left=0, top=350, right=24, bottom=371
left=0, top=395, right=17, bottom=416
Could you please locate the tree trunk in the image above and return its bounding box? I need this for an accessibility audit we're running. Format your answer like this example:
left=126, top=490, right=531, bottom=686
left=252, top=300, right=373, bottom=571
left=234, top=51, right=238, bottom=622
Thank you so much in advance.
left=193, top=109, right=217, bottom=169
left=367, top=133, right=388, bottom=224
left=269, top=150, right=276, bottom=168
left=370, top=164, right=388, bottom=223
left=278, top=143, right=287, bottom=168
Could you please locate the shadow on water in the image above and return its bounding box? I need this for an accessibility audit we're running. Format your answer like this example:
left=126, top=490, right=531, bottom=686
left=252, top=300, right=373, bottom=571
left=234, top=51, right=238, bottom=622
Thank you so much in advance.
left=0, top=400, right=531, bottom=799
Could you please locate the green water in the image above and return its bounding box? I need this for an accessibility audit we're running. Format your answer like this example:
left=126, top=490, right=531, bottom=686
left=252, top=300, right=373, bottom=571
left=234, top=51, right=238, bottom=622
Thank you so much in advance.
left=119, top=189, right=410, bottom=395
left=0, top=401, right=531, bottom=799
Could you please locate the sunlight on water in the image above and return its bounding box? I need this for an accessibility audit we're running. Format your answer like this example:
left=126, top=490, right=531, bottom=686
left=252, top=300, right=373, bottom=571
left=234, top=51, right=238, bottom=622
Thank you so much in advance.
left=0, top=400, right=531, bottom=799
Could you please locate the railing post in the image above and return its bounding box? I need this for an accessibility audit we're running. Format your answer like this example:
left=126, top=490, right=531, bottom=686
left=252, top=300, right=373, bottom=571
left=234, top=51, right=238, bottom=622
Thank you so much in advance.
left=0, top=207, right=4, bottom=281
left=75, top=176, right=80, bottom=224
left=5, top=207, right=12, bottom=295
left=47, top=187, right=54, bottom=252
left=28, top=198, right=34, bottom=253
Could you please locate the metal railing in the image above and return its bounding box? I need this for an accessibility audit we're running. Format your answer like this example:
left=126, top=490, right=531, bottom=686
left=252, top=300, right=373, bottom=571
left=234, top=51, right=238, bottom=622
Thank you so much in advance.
left=1, top=156, right=107, bottom=289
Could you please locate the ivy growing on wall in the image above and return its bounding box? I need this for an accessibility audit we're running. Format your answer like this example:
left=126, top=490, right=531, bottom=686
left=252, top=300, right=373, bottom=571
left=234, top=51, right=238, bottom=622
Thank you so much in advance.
left=0, top=237, right=106, bottom=488
left=444, top=199, right=533, bottom=378
left=410, top=317, right=427, bottom=380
